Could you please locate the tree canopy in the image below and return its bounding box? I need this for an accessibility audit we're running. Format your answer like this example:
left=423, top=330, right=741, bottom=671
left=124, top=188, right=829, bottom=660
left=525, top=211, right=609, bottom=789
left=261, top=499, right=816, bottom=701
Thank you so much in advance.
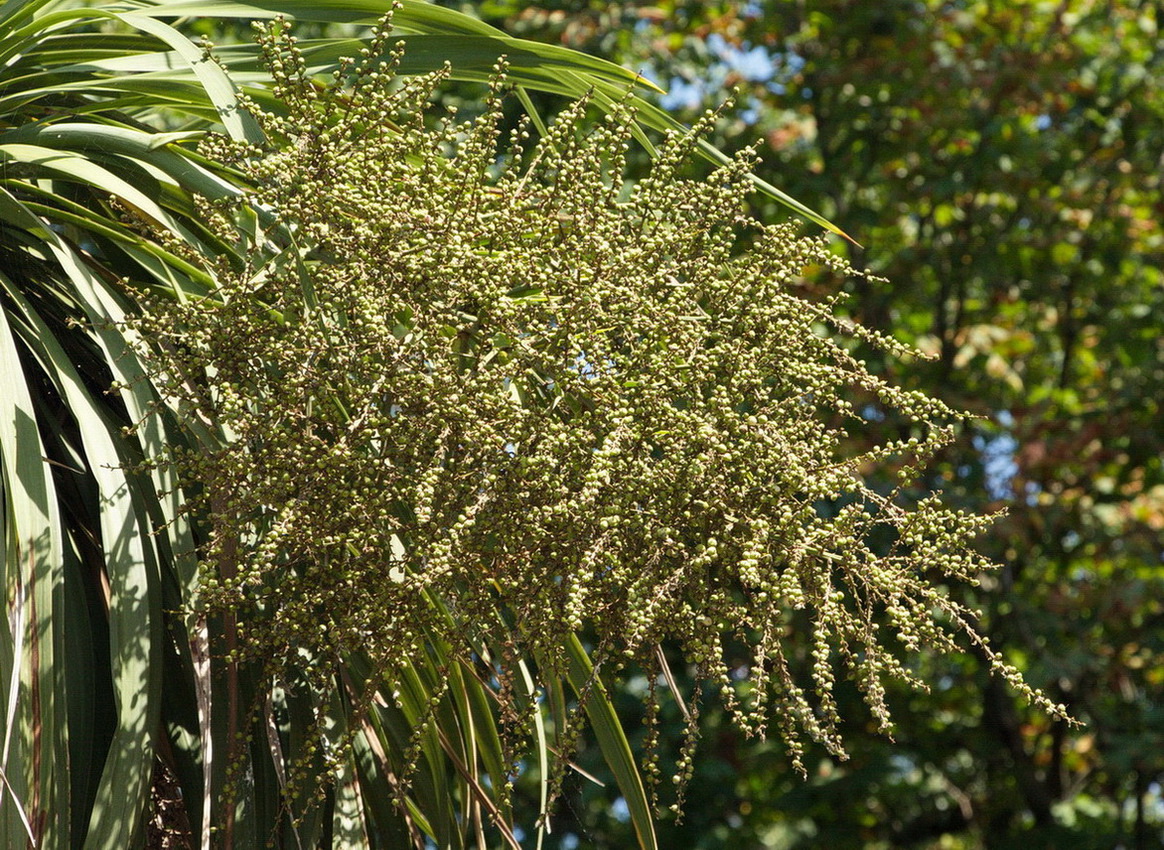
left=476, top=1, right=1164, bottom=845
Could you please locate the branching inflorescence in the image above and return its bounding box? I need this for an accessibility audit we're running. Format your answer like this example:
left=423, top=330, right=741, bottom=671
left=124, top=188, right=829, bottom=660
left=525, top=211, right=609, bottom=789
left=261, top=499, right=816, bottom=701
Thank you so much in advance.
left=130, top=14, right=1066, bottom=819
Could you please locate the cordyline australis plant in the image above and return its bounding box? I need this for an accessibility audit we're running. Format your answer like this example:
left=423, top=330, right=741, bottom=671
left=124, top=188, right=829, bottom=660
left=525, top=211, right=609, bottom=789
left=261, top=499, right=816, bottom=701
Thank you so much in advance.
left=127, top=18, right=1065, bottom=822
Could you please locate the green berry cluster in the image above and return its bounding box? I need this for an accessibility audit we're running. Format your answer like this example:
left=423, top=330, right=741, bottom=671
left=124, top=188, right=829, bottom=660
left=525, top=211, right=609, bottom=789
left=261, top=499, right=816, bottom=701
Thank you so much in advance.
left=129, top=12, right=1066, bottom=819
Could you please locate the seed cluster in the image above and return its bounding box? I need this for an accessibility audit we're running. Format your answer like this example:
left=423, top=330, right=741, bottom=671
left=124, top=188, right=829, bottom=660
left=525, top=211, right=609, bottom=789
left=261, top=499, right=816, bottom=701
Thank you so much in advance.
left=130, top=15, right=1064, bottom=814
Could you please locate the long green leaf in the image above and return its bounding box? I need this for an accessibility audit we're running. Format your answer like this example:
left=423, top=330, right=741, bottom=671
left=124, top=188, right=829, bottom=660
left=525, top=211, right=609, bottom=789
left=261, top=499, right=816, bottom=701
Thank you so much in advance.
left=0, top=143, right=195, bottom=244
left=25, top=237, right=164, bottom=850
left=565, top=636, right=658, bottom=850
left=0, top=284, right=64, bottom=849
left=3, top=123, right=248, bottom=205
left=118, top=11, right=263, bottom=144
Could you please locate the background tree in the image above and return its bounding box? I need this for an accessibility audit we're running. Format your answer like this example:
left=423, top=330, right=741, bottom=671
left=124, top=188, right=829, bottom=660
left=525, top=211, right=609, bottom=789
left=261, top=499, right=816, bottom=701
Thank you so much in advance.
left=465, top=0, right=1164, bottom=846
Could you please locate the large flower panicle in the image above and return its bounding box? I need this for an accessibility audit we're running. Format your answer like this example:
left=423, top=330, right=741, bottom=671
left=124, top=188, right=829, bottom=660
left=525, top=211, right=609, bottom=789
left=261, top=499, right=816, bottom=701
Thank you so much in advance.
left=131, top=17, right=1063, bottom=810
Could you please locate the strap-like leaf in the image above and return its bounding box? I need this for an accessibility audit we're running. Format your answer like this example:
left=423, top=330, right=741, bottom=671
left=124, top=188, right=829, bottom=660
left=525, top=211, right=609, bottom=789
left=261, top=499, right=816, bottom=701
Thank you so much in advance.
left=565, top=637, right=658, bottom=850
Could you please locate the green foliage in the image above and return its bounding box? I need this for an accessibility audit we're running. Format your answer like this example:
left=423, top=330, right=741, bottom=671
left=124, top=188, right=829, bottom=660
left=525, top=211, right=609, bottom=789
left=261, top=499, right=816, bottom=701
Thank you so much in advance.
left=485, top=0, right=1164, bottom=845
left=126, top=21, right=1064, bottom=836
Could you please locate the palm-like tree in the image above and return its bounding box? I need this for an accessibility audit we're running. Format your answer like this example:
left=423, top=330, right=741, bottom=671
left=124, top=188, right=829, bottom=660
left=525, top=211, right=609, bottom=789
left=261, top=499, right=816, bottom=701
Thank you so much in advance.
left=0, top=2, right=836, bottom=846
